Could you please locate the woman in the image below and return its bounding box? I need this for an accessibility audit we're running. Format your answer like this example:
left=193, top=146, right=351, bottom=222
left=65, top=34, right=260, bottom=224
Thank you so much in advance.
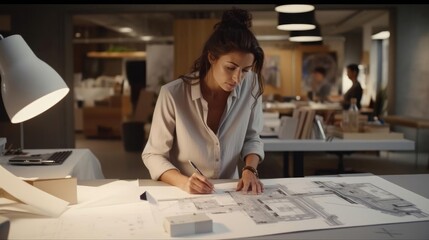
left=142, top=8, right=265, bottom=195
left=309, top=66, right=331, bottom=103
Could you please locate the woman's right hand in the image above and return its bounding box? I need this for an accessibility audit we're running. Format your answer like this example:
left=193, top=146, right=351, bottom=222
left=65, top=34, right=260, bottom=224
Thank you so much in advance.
left=182, top=173, right=215, bottom=194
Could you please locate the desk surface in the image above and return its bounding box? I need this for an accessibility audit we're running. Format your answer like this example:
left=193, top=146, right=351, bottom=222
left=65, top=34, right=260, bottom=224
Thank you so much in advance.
left=384, top=115, right=429, bottom=128
left=142, top=174, right=429, bottom=240
left=7, top=174, right=429, bottom=240
left=0, top=149, right=104, bottom=180
left=262, top=138, right=415, bottom=151
left=107, top=174, right=429, bottom=239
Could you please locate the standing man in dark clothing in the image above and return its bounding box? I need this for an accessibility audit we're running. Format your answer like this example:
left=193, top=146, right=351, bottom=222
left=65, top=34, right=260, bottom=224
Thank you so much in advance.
left=342, top=64, right=363, bottom=110
left=328, top=64, right=363, bottom=110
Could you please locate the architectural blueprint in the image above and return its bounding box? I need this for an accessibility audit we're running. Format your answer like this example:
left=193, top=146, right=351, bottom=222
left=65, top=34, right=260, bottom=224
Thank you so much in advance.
left=154, top=181, right=427, bottom=226
left=148, top=176, right=429, bottom=239
left=7, top=176, right=429, bottom=239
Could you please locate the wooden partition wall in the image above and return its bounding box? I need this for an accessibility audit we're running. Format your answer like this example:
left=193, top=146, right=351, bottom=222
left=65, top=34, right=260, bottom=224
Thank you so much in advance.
left=173, top=18, right=219, bottom=78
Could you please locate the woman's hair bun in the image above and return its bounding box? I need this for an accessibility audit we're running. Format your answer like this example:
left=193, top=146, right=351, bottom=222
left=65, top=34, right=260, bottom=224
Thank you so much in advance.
left=219, top=8, right=252, bottom=29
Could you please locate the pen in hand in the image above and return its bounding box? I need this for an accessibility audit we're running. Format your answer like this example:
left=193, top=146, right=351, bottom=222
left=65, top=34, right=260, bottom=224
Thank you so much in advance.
left=188, top=160, right=216, bottom=193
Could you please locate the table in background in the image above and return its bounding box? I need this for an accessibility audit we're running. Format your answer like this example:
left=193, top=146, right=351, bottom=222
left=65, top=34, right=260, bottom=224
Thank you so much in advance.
left=383, top=115, right=429, bottom=168
left=262, top=138, right=415, bottom=177
left=0, top=148, right=105, bottom=180
left=263, top=101, right=342, bottom=116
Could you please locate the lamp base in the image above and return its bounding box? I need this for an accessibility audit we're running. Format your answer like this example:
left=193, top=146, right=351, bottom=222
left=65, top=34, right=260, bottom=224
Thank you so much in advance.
left=0, top=216, right=10, bottom=239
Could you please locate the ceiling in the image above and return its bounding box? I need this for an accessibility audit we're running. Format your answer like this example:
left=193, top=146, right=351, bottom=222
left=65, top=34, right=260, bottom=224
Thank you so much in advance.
left=72, top=8, right=389, bottom=44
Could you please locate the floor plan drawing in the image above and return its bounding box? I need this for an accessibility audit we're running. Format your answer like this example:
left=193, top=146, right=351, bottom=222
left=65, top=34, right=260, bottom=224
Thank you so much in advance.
left=154, top=180, right=428, bottom=226
left=315, top=181, right=428, bottom=218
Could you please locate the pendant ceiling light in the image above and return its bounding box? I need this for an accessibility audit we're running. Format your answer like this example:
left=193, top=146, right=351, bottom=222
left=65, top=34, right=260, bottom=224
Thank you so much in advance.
left=289, top=24, right=322, bottom=42
left=277, top=10, right=316, bottom=31
left=275, top=4, right=315, bottom=13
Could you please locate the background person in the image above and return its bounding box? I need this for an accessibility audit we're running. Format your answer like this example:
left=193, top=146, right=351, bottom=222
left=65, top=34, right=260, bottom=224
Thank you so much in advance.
left=308, top=66, right=331, bottom=103
left=142, top=8, right=265, bottom=195
left=329, top=63, right=363, bottom=110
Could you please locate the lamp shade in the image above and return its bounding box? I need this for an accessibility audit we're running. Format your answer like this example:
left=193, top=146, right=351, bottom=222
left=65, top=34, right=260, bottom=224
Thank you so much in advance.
left=275, top=4, right=315, bottom=13
left=277, top=11, right=316, bottom=31
left=289, top=24, right=323, bottom=42
left=0, top=35, right=69, bottom=123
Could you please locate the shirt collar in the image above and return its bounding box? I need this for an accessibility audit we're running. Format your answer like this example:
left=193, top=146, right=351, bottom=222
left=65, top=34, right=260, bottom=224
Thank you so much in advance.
left=191, top=81, right=201, bottom=101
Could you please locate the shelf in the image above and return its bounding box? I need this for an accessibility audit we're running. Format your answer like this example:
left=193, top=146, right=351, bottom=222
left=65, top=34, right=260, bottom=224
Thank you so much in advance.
left=86, top=51, right=146, bottom=59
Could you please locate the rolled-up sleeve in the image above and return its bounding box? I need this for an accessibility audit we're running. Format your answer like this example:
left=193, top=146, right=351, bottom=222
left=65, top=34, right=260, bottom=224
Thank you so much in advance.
left=241, top=93, right=265, bottom=163
left=142, top=86, right=178, bottom=180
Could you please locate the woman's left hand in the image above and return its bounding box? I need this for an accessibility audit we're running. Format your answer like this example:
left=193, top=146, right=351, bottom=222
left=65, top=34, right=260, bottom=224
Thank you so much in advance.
left=236, top=170, right=263, bottom=195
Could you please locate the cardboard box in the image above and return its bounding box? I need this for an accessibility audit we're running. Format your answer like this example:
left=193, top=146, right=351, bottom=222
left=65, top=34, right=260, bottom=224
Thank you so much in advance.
left=0, top=177, right=77, bottom=205
left=27, top=177, right=78, bottom=204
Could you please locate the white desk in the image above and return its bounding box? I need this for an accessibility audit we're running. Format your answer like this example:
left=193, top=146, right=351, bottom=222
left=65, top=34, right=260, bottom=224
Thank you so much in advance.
left=262, top=138, right=415, bottom=177
left=0, top=149, right=105, bottom=180
left=5, top=174, right=429, bottom=239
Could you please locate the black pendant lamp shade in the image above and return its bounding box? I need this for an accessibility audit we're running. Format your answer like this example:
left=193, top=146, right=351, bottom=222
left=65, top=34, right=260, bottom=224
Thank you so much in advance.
left=277, top=10, right=317, bottom=31
left=289, top=24, right=322, bottom=42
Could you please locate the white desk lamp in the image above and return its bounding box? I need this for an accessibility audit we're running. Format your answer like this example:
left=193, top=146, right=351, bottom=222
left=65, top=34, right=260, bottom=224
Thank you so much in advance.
left=0, top=33, right=69, bottom=239
left=0, top=34, right=69, bottom=124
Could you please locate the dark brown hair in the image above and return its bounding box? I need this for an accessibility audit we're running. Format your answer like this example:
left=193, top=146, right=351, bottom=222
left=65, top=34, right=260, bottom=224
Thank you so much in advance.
left=180, top=8, right=265, bottom=106
left=347, top=63, right=359, bottom=75
left=312, top=66, right=327, bottom=77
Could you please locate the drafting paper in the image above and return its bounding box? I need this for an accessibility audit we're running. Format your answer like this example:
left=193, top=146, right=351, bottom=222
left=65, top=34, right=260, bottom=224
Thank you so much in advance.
left=141, top=185, right=197, bottom=201
left=149, top=176, right=429, bottom=239
left=0, top=165, right=69, bottom=217
left=5, top=176, right=429, bottom=239
left=74, top=180, right=142, bottom=208
left=9, top=201, right=165, bottom=239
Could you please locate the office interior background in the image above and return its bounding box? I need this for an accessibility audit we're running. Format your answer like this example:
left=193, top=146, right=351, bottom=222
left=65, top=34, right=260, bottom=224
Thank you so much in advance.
left=0, top=4, right=428, bottom=178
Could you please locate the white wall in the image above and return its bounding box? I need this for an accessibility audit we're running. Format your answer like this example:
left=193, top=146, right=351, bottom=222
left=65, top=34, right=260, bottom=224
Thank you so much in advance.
left=394, top=5, right=429, bottom=153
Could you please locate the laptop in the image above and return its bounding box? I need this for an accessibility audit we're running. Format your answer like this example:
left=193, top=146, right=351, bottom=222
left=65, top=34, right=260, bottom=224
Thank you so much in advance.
left=8, top=150, right=72, bottom=165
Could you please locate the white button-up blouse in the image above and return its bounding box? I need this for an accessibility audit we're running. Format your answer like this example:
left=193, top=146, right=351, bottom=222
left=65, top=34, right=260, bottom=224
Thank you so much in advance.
left=142, top=73, right=264, bottom=180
